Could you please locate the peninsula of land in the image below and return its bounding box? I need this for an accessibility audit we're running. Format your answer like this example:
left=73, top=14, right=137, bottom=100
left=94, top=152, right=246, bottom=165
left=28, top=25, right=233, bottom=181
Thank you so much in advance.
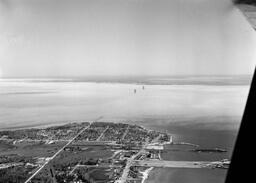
left=0, top=122, right=230, bottom=183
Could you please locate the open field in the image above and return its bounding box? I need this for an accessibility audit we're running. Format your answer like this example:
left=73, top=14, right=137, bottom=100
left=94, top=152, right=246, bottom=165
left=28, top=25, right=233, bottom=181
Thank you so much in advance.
left=0, top=141, right=66, bottom=157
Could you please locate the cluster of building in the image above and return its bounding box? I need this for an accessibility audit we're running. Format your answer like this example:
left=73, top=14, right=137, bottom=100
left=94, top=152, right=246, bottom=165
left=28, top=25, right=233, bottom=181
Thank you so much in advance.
left=20, top=122, right=169, bottom=182
left=101, top=126, right=127, bottom=142
left=76, top=128, right=104, bottom=141
left=74, top=122, right=171, bottom=147
left=58, top=148, right=161, bottom=183
left=0, top=121, right=229, bottom=183
left=0, top=122, right=90, bottom=143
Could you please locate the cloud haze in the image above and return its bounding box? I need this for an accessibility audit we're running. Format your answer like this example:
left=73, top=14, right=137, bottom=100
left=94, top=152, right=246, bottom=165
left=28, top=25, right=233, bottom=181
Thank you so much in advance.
left=0, top=0, right=256, bottom=77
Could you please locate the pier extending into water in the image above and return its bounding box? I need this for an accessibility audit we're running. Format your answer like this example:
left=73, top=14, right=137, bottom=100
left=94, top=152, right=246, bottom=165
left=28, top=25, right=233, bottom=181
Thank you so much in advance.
left=133, top=160, right=212, bottom=168
left=133, top=159, right=229, bottom=169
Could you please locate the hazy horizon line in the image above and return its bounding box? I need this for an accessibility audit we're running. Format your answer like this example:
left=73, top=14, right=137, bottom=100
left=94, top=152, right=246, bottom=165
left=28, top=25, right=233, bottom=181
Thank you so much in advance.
left=0, top=74, right=253, bottom=79
left=0, top=74, right=252, bottom=86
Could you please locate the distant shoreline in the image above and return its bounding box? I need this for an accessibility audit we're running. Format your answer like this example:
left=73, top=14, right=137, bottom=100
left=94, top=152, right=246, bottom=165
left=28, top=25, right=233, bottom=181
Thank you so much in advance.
left=0, top=120, right=138, bottom=131
left=0, top=75, right=252, bottom=86
left=0, top=121, right=74, bottom=131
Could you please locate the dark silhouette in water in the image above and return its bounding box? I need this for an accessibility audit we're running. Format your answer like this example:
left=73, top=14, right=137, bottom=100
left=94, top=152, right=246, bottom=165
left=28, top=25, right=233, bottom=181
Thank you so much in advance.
left=134, top=89, right=136, bottom=94
left=142, top=86, right=145, bottom=90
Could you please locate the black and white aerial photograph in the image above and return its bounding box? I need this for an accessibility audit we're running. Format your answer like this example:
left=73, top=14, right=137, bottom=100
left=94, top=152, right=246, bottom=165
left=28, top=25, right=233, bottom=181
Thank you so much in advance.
left=0, top=0, right=255, bottom=182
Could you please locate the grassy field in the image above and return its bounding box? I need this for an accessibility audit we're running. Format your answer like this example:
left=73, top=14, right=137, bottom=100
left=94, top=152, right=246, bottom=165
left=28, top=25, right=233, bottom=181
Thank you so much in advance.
left=0, top=141, right=66, bottom=157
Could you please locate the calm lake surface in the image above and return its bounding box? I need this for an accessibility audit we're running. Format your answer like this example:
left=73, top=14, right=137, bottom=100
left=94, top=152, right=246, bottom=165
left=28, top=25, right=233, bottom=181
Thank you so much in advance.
left=0, top=79, right=249, bottom=130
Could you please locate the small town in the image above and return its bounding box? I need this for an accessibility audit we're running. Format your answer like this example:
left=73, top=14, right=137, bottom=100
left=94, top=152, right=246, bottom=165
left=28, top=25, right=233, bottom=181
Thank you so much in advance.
left=0, top=122, right=230, bottom=183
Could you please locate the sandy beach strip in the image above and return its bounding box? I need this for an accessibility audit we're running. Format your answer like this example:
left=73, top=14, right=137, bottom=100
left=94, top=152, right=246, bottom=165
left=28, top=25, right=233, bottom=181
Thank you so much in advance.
left=141, top=167, right=154, bottom=183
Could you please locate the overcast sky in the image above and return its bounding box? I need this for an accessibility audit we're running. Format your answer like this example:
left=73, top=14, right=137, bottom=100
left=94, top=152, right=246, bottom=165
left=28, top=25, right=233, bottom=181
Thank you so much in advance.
left=0, top=0, right=256, bottom=77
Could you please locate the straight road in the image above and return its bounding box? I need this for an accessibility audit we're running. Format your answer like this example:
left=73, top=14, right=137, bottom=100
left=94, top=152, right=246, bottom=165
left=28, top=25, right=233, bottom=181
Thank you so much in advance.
left=24, top=122, right=93, bottom=183
left=121, top=126, right=129, bottom=140
left=116, top=138, right=149, bottom=183
left=97, top=126, right=109, bottom=141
